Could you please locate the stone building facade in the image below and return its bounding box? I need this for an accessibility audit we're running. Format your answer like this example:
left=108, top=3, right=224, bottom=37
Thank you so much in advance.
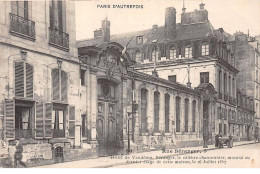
left=235, top=32, right=260, bottom=139
left=0, top=0, right=85, bottom=167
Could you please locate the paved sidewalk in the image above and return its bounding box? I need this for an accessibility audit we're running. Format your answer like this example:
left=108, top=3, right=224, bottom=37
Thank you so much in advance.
left=36, top=140, right=256, bottom=168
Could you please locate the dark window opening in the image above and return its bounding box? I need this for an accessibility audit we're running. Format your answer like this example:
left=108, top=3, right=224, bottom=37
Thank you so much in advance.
left=184, top=98, right=189, bottom=132
left=81, top=115, right=87, bottom=138
left=154, top=91, right=160, bottom=133
left=81, top=69, right=85, bottom=86
left=141, top=89, right=148, bottom=133
left=15, top=106, right=32, bottom=139
left=165, top=94, right=170, bottom=133
left=52, top=109, right=65, bottom=138
left=168, top=75, right=176, bottom=83
left=200, top=72, right=209, bottom=84
left=176, top=97, right=181, bottom=132
left=192, top=101, right=196, bottom=132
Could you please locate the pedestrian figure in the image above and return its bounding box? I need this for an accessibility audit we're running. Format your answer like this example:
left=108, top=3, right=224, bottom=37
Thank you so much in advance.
left=218, top=133, right=223, bottom=148
left=228, top=134, right=233, bottom=148
left=14, top=139, right=27, bottom=168
left=215, top=134, right=219, bottom=147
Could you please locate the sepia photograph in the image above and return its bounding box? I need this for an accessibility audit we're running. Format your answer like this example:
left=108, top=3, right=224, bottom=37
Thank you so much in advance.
left=0, top=0, right=260, bottom=169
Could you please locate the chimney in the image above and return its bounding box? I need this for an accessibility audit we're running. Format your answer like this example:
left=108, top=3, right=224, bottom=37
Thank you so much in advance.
left=94, top=28, right=102, bottom=39
left=102, top=18, right=110, bottom=42
left=165, top=7, right=176, bottom=38
left=199, top=3, right=205, bottom=10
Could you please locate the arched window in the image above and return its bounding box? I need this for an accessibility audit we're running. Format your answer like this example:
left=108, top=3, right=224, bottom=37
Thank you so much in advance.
left=192, top=100, right=196, bottom=132
left=184, top=98, right=189, bottom=132
left=154, top=91, right=160, bottom=132
left=202, top=43, right=209, bottom=56
left=176, top=96, right=181, bottom=132
left=152, top=47, right=158, bottom=61
left=165, top=94, right=170, bottom=133
left=135, top=51, right=142, bottom=62
left=185, top=45, right=192, bottom=58
left=141, top=89, right=148, bottom=133
left=169, top=47, right=176, bottom=60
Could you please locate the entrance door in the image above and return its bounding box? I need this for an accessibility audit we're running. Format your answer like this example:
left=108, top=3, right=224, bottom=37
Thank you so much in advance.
left=97, top=102, right=117, bottom=156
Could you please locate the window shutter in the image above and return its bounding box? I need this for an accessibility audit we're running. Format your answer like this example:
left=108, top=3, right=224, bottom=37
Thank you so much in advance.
left=45, top=103, right=53, bottom=138
left=26, top=63, right=33, bottom=98
left=181, top=47, right=185, bottom=57
left=61, top=70, right=68, bottom=102
left=35, top=102, right=44, bottom=138
left=69, top=106, right=75, bottom=137
left=15, top=62, right=25, bottom=98
left=4, top=99, right=15, bottom=140
left=52, top=69, right=60, bottom=101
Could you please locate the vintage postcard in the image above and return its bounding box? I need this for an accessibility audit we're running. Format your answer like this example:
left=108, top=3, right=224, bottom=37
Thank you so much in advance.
left=0, top=0, right=260, bottom=168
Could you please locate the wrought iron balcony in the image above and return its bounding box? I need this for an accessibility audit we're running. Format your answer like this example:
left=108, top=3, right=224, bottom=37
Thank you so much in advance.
left=9, top=13, right=35, bottom=40
left=49, top=28, right=69, bottom=51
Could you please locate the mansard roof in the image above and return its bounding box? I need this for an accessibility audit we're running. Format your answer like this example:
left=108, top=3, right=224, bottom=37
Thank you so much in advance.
left=76, top=20, right=219, bottom=49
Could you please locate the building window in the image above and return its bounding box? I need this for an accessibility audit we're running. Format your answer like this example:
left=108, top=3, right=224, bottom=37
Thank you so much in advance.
left=219, top=123, right=222, bottom=134
left=185, top=46, right=192, bottom=58
left=256, top=103, right=258, bottom=117
left=229, top=76, right=231, bottom=97
left=141, top=89, right=148, bottom=133
left=82, top=115, right=87, bottom=138
left=15, top=106, right=32, bottom=139
left=224, top=73, right=227, bottom=96
left=11, top=1, right=29, bottom=19
left=52, top=109, right=65, bottom=138
left=154, top=91, right=160, bottom=133
left=135, top=51, right=142, bottom=62
left=232, top=78, right=235, bottom=98
left=184, top=99, right=189, bottom=132
left=192, top=100, right=196, bottom=132
left=202, top=43, right=209, bottom=56
left=256, top=70, right=258, bottom=82
left=136, top=36, right=143, bottom=44
left=176, top=97, right=181, bottom=132
left=169, top=47, right=176, bottom=59
left=52, top=68, right=68, bottom=102
left=49, top=0, right=69, bottom=50
left=256, top=55, right=259, bottom=66
left=152, top=47, right=159, bottom=61
left=15, top=62, right=34, bottom=98
left=80, top=69, right=85, bottom=86
left=98, top=79, right=116, bottom=99
left=168, top=75, right=176, bottom=83
left=219, top=70, right=222, bottom=95
left=165, top=94, right=170, bottom=133
left=224, top=124, right=227, bottom=136
left=257, top=85, right=258, bottom=98
left=200, top=72, right=209, bottom=84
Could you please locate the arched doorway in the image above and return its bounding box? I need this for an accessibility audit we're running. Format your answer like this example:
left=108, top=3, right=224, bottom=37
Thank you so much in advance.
left=97, top=78, right=118, bottom=156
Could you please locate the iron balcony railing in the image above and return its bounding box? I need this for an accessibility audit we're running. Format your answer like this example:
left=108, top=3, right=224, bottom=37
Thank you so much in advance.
left=9, top=13, right=35, bottom=40
left=49, top=27, right=69, bottom=51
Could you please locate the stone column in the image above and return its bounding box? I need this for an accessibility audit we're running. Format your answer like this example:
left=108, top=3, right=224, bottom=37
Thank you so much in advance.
left=89, top=68, right=98, bottom=149
left=188, top=98, right=193, bottom=134
left=122, top=76, right=128, bottom=147
left=159, top=91, right=165, bottom=132
left=147, top=88, right=154, bottom=134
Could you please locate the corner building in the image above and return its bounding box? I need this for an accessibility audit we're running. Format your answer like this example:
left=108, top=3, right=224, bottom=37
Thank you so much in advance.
left=0, top=0, right=84, bottom=167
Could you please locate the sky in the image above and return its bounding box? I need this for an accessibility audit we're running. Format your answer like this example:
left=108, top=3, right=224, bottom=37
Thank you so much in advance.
left=75, top=0, right=260, bottom=40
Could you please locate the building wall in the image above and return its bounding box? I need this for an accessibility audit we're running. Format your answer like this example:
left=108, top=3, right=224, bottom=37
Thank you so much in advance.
left=0, top=0, right=82, bottom=167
